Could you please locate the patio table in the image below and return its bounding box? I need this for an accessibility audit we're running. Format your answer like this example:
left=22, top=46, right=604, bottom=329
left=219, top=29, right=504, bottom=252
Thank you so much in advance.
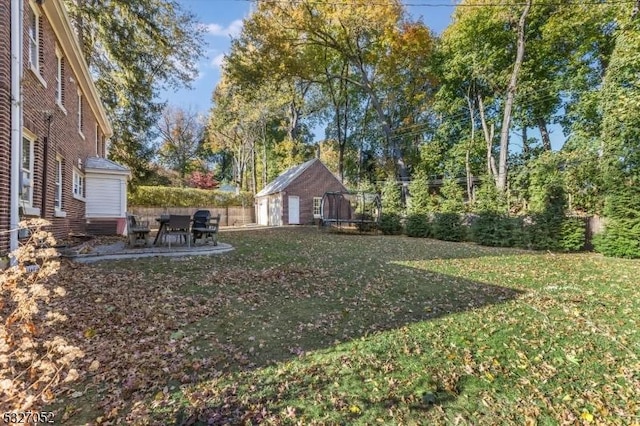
left=153, top=215, right=170, bottom=245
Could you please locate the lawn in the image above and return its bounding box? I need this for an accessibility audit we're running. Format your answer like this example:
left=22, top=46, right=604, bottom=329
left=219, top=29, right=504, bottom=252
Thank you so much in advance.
left=46, top=227, right=639, bottom=425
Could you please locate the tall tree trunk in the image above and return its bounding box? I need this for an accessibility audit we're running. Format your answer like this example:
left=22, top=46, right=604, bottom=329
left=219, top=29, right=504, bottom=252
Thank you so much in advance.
left=478, top=94, right=498, bottom=183
left=465, top=95, right=476, bottom=202
left=522, top=126, right=529, bottom=156
left=497, top=0, right=532, bottom=191
left=537, top=117, right=551, bottom=151
left=251, top=146, right=257, bottom=195
left=262, top=125, right=267, bottom=188
left=353, top=61, right=408, bottom=184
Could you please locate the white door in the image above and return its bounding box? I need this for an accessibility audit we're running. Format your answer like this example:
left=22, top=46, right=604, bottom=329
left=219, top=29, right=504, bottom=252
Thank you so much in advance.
left=288, top=196, right=300, bottom=225
left=258, top=199, right=269, bottom=225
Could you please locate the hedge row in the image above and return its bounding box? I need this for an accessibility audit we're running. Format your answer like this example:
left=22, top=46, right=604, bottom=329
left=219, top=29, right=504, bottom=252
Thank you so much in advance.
left=401, top=213, right=586, bottom=252
left=129, top=186, right=254, bottom=208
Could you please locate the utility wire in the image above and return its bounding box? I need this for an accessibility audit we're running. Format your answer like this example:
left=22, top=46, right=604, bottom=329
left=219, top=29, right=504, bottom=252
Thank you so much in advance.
left=224, top=0, right=637, bottom=7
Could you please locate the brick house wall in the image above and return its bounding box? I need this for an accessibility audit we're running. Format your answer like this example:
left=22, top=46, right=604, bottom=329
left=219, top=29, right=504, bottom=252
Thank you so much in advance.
left=20, top=0, right=106, bottom=243
left=0, top=2, right=11, bottom=254
left=282, top=160, right=347, bottom=225
left=0, top=0, right=110, bottom=256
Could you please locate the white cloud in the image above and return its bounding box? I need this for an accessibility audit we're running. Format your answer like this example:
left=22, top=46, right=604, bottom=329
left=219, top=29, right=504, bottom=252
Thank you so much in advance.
left=203, top=19, right=243, bottom=38
left=211, top=53, right=226, bottom=69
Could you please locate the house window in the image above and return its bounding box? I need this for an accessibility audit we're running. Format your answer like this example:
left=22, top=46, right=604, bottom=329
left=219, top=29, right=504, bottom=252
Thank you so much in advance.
left=313, top=197, right=322, bottom=218
left=28, top=5, right=40, bottom=72
left=72, top=168, right=85, bottom=200
left=20, top=135, right=35, bottom=207
left=55, top=48, right=66, bottom=108
left=77, top=91, right=84, bottom=136
left=95, top=124, right=100, bottom=156
left=54, top=157, right=63, bottom=211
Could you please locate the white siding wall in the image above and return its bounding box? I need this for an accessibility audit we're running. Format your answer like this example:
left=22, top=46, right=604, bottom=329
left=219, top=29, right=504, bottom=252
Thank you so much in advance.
left=85, top=173, right=127, bottom=217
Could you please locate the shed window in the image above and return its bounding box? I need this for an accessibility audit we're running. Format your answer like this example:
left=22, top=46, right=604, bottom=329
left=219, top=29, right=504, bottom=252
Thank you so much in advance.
left=313, top=197, right=322, bottom=218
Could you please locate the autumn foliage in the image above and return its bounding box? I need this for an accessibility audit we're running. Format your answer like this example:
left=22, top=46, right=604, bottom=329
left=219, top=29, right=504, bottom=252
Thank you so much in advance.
left=0, top=220, right=83, bottom=410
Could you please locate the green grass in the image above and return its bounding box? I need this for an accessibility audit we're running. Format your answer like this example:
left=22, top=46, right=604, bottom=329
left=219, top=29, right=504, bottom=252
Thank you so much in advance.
left=48, top=228, right=639, bottom=425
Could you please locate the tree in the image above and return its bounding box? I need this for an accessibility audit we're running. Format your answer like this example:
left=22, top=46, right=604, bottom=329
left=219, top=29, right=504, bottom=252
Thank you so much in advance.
left=64, top=0, right=205, bottom=184
left=157, top=106, right=207, bottom=180
left=225, top=0, right=437, bottom=185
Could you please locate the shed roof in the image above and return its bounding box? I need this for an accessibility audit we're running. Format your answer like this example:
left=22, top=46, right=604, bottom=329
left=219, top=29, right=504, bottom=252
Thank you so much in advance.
left=85, top=157, right=130, bottom=175
left=256, top=158, right=319, bottom=197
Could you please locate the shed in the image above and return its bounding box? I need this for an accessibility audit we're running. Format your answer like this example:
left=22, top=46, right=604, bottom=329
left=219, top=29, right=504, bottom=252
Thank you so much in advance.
left=84, top=157, right=130, bottom=235
left=255, top=159, right=347, bottom=226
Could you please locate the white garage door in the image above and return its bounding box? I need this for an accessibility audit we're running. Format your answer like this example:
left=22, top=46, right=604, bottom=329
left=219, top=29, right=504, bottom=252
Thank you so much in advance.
left=288, top=196, right=300, bottom=225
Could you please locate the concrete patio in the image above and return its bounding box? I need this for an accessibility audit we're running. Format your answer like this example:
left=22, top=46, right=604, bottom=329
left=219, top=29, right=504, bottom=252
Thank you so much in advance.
left=60, top=237, right=234, bottom=263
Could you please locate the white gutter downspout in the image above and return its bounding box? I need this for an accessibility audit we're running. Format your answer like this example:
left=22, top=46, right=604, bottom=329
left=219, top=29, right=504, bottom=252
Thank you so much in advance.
left=10, top=0, right=23, bottom=254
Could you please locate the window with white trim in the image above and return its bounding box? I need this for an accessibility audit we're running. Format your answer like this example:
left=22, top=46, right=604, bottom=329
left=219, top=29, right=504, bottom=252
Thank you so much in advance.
left=20, top=135, right=35, bottom=207
left=95, top=124, right=100, bottom=156
left=313, top=197, right=322, bottom=218
left=28, top=4, right=40, bottom=72
left=55, top=48, right=65, bottom=108
left=77, top=91, right=84, bottom=136
left=72, top=168, right=85, bottom=199
left=54, top=157, right=63, bottom=211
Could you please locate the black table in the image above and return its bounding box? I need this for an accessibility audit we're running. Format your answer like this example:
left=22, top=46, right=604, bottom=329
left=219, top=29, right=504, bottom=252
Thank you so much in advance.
left=153, top=215, right=170, bottom=245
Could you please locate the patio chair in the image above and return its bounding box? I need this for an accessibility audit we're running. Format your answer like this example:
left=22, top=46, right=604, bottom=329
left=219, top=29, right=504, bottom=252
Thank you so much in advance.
left=126, top=213, right=150, bottom=247
left=163, top=215, right=192, bottom=248
left=192, top=212, right=220, bottom=246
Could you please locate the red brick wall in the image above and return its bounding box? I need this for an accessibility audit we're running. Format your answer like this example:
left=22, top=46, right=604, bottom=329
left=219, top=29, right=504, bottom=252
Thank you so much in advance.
left=0, top=2, right=12, bottom=255
left=282, top=160, right=347, bottom=225
left=18, top=0, right=102, bottom=244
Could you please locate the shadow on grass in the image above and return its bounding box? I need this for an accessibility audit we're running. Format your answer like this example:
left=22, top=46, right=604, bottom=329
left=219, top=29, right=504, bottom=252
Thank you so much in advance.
left=164, top=261, right=523, bottom=424
left=54, top=227, right=532, bottom=424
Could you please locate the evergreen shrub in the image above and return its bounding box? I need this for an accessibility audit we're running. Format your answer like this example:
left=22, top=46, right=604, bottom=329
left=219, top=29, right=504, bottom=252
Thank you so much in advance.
left=405, top=214, right=432, bottom=238
left=594, top=185, right=640, bottom=258
left=432, top=213, right=466, bottom=242
left=560, top=217, right=587, bottom=252
left=379, top=213, right=403, bottom=235
left=526, top=213, right=564, bottom=251
left=470, top=213, right=526, bottom=247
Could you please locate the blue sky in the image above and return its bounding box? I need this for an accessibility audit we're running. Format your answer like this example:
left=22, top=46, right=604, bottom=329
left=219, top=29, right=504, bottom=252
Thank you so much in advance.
left=160, top=0, right=563, bottom=149
left=160, top=0, right=455, bottom=114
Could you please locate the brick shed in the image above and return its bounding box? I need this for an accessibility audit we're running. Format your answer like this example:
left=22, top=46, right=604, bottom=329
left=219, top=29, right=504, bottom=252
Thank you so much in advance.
left=255, top=159, right=347, bottom=226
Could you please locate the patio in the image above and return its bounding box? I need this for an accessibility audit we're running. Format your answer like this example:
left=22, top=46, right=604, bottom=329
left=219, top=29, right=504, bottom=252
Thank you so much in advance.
left=58, top=234, right=234, bottom=263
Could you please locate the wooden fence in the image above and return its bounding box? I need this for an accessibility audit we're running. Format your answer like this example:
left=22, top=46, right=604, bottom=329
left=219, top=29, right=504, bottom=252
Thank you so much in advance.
left=129, top=206, right=255, bottom=229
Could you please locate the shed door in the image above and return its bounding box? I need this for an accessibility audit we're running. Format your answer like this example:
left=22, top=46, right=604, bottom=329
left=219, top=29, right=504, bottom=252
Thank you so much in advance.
left=288, top=196, right=300, bottom=225
left=258, top=199, right=269, bottom=226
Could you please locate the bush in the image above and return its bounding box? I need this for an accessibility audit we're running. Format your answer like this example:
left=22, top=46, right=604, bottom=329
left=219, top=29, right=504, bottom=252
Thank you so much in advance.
left=473, top=182, right=508, bottom=214
left=432, top=213, right=466, bottom=242
left=405, top=214, right=432, bottom=238
left=129, top=186, right=253, bottom=208
left=560, top=217, right=587, bottom=252
left=594, top=185, right=640, bottom=258
left=471, top=213, right=526, bottom=247
left=440, top=178, right=466, bottom=213
left=379, top=213, right=403, bottom=235
left=526, top=213, right=564, bottom=251
left=1, top=219, right=83, bottom=410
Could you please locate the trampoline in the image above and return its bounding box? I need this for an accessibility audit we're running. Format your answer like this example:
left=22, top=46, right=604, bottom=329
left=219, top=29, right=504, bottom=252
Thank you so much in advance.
left=321, top=191, right=381, bottom=232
